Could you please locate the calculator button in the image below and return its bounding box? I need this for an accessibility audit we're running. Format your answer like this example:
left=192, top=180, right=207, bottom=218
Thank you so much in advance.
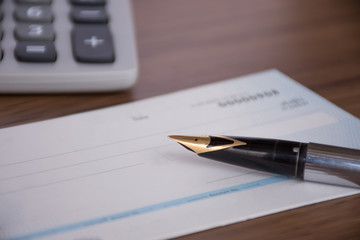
left=14, top=5, right=54, bottom=23
left=15, top=41, right=57, bottom=62
left=15, top=23, right=55, bottom=41
left=71, top=6, right=108, bottom=24
left=71, top=0, right=106, bottom=6
left=15, top=0, right=52, bottom=4
left=72, top=25, right=114, bottom=63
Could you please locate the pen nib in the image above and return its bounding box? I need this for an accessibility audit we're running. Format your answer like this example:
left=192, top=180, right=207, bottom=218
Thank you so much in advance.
left=168, top=135, right=246, bottom=154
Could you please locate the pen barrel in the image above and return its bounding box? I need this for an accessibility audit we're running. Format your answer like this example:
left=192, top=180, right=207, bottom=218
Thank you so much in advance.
left=200, top=137, right=307, bottom=178
left=304, top=143, right=360, bottom=188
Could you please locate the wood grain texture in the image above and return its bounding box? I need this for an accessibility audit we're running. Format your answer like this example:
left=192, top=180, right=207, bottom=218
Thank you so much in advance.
left=0, top=0, right=359, bottom=239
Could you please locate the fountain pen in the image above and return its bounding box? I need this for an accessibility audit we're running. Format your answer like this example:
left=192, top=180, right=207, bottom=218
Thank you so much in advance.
left=168, top=135, right=360, bottom=188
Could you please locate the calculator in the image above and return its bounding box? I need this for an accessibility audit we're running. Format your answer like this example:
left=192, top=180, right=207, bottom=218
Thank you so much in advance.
left=0, top=0, right=138, bottom=93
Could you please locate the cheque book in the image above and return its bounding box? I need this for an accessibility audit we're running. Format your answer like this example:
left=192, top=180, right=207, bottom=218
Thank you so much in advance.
left=1, top=70, right=360, bottom=240
left=169, top=135, right=360, bottom=188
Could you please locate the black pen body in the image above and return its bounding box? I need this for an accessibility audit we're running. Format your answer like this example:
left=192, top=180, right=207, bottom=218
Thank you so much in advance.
left=200, top=136, right=308, bottom=178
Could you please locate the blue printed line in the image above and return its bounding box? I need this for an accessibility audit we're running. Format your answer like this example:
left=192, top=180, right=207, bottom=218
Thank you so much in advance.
left=5, top=176, right=289, bottom=240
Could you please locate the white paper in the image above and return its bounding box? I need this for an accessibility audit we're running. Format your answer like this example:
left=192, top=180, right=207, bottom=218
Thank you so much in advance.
left=0, top=70, right=359, bottom=240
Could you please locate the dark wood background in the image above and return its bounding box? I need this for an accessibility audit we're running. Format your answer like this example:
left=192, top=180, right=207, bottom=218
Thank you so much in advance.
left=1, top=0, right=360, bottom=239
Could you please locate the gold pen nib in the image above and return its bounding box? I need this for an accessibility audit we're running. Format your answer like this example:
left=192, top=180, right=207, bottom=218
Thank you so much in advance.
left=168, top=135, right=246, bottom=154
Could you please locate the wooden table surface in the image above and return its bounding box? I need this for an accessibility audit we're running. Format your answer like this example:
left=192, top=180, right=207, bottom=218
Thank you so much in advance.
left=1, top=0, right=360, bottom=239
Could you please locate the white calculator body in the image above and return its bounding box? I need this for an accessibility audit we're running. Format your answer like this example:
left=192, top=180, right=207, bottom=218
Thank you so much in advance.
left=0, top=0, right=138, bottom=93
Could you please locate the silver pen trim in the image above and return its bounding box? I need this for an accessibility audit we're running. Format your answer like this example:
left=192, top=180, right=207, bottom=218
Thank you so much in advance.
left=304, top=143, right=360, bottom=188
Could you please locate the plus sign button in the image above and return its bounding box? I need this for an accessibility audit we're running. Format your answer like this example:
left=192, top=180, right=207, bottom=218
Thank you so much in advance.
left=72, top=25, right=115, bottom=63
